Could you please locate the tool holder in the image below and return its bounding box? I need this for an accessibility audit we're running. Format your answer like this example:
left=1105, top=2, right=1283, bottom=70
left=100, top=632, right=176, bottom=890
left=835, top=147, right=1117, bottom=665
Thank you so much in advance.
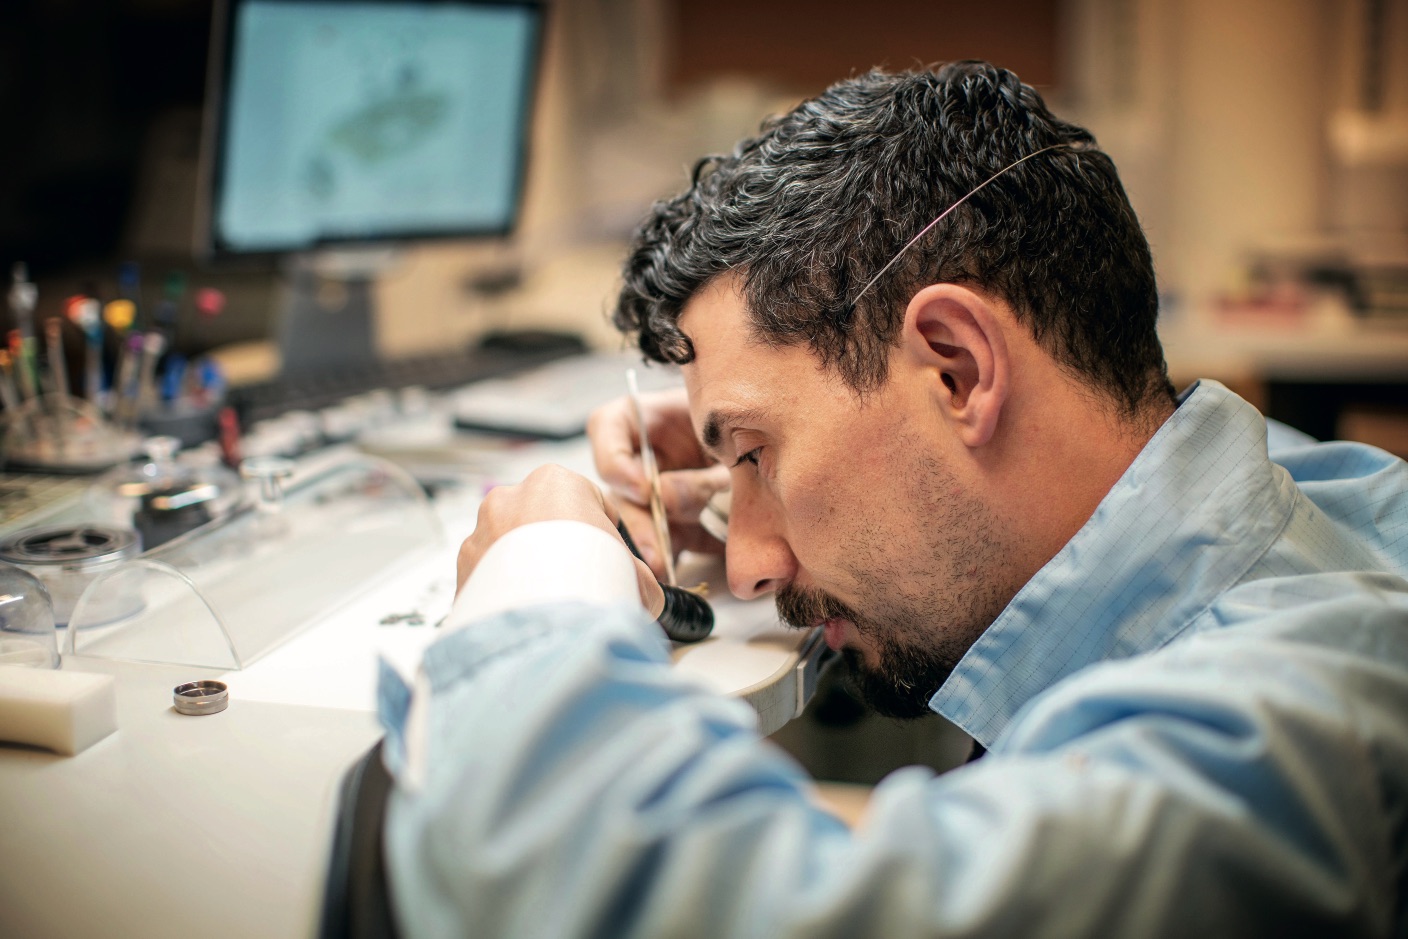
left=0, top=394, right=142, bottom=473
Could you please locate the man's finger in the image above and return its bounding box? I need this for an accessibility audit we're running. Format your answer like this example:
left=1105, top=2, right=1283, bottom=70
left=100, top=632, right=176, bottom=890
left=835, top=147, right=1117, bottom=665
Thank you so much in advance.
left=633, top=559, right=666, bottom=619
left=617, top=500, right=665, bottom=578
left=672, top=523, right=726, bottom=557
left=588, top=397, right=647, bottom=502
left=661, top=464, right=732, bottom=519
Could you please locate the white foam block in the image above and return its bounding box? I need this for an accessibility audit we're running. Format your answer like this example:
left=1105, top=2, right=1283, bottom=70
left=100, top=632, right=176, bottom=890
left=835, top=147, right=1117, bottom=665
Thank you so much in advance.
left=0, top=666, right=117, bottom=756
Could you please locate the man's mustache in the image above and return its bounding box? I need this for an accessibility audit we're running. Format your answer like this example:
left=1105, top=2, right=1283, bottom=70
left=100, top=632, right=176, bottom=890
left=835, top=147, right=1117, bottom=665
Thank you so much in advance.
left=775, top=584, right=863, bottom=632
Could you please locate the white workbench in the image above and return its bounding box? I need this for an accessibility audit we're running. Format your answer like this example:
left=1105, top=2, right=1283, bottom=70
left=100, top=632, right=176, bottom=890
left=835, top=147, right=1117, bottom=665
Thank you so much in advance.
left=0, top=433, right=822, bottom=939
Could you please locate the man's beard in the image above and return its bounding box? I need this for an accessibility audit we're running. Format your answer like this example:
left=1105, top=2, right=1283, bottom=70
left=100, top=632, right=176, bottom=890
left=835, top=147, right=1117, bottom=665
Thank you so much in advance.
left=776, top=583, right=964, bottom=720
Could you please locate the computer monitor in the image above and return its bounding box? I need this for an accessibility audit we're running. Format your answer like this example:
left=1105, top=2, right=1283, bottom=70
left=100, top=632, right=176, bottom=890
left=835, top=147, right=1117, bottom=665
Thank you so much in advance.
left=196, top=0, right=543, bottom=374
left=201, top=0, right=542, bottom=257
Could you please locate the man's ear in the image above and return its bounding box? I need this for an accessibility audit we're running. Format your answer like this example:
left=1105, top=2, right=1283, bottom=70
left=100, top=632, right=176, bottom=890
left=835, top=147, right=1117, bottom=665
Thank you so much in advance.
left=900, top=283, right=1010, bottom=448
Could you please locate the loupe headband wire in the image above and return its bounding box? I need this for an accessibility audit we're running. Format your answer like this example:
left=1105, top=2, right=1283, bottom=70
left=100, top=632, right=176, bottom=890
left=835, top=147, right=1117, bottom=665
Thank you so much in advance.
left=849, top=141, right=1090, bottom=308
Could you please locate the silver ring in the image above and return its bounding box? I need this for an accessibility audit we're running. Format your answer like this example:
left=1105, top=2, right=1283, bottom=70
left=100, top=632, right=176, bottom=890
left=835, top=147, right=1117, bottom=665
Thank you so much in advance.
left=173, top=680, right=229, bottom=716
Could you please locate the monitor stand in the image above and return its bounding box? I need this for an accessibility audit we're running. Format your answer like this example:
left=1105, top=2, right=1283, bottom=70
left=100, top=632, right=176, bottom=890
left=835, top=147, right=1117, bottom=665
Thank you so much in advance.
left=276, top=250, right=394, bottom=378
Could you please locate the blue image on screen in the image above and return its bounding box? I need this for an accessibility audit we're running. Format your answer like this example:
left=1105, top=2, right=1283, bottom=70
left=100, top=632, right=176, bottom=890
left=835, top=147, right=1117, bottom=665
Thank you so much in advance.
left=215, top=1, right=538, bottom=253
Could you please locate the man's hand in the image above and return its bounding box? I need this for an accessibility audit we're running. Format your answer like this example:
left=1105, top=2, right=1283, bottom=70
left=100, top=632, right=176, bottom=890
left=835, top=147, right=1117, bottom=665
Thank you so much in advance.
left=456, top=464, right=664, bottom=616
left=588, top=386, right=729, bottom=578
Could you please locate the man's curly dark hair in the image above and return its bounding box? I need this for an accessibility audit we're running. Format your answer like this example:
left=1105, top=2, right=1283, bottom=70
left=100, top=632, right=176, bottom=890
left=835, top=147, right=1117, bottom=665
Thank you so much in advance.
left=614, top=61, right=1174, bottom=417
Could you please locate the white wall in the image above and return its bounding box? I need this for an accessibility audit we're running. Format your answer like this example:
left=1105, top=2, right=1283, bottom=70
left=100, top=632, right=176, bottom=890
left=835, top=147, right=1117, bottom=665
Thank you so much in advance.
left=376, top=0, right=1408, bottom=355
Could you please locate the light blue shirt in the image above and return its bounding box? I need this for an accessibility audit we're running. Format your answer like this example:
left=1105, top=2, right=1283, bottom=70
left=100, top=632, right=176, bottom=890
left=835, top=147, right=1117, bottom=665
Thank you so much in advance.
left=381, top=380, right=1408, bottom=937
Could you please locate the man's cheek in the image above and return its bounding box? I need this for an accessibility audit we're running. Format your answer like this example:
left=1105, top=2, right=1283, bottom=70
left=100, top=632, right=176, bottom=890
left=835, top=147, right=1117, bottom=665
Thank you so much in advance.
left=782, top=469, right=841, bottom=552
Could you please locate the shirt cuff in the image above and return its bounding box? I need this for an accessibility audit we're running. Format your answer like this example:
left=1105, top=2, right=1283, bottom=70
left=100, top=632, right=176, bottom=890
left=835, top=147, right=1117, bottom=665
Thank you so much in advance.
left=444, top=519, right=643, bottom=631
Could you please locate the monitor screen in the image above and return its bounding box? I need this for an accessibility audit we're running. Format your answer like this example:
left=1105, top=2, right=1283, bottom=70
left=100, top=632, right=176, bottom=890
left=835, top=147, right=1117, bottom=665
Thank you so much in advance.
left=202, top=0, right=541, bottom=256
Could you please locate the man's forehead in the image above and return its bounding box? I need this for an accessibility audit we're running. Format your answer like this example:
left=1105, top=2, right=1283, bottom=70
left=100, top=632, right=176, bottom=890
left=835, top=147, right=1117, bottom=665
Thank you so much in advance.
left=676, top=276, right=754, bottom=413
left=677, top=273, right=748, bottom=346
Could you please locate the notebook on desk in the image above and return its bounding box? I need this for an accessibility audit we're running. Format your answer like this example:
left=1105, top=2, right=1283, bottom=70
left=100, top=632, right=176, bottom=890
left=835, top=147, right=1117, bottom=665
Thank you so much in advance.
left=451, top=351, right=683, bottom=439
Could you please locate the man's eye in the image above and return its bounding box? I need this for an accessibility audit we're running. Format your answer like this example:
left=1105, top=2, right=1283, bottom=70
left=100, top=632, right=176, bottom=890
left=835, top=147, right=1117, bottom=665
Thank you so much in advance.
left=733, top=447, right=762, bottom=468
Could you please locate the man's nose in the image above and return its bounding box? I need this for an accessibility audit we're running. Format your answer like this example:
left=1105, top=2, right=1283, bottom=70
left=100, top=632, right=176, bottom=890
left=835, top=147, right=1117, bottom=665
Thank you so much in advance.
left=724, top=492, right=797, bottom=600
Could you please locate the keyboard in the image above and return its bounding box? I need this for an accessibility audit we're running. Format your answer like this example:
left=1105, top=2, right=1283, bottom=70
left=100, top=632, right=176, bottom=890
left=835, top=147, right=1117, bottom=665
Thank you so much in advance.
left=228, top=345, right=580, bottom=425
left=451, top=351, right=683, bottom=439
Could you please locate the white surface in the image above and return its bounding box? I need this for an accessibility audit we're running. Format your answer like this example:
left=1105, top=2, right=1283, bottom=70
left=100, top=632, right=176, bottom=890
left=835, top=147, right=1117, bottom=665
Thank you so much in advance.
left=0, top=429, right=815, bottom=939
left=220, top=558, right=451, bottom=711
left=0, top=656, right=381, bottom=939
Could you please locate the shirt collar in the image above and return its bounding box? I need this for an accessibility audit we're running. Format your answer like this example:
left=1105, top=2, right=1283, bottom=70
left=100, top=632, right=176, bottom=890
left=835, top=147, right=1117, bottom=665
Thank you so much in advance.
left=930, top=380, right=1294, bottom=748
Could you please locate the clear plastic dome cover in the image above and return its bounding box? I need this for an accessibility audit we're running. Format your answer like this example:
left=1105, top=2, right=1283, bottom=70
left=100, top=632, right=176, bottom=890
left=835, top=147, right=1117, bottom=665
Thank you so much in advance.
left=0, top=562, right=59, bottom=668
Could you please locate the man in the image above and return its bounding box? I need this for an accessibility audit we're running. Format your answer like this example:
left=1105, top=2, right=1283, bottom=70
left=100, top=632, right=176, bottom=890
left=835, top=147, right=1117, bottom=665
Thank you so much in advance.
left=381, top=62, right=1408, bottom=936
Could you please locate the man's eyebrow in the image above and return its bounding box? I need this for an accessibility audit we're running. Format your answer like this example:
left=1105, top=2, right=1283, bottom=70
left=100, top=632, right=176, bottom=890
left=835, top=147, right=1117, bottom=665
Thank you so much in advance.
left=701, top=406, right=769, bottom=456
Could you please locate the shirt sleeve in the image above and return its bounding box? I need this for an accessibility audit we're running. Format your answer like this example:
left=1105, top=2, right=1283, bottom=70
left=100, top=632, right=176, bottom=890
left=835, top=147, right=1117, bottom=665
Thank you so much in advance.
left=443, top=519, right=643, bottom=630
left=378, top=584, right=1408, bottom=938
left=389, top=520, right=644, bottom=790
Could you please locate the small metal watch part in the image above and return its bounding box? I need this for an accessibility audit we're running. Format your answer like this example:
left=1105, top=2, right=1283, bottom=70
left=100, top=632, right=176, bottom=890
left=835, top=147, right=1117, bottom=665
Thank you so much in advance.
left=173, top=679, right=229, bottom=716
